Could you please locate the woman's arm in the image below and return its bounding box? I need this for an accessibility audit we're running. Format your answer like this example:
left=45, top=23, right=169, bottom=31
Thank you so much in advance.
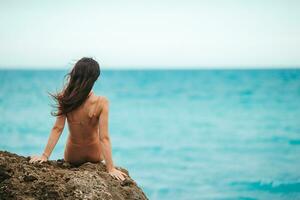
left=30, top=115, right=66, bottom=163
left=99, top=97, right=127, bottom=181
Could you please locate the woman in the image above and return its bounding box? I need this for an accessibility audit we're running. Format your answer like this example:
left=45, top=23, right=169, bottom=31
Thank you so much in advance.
left=29, top=57, right=127, bottom=181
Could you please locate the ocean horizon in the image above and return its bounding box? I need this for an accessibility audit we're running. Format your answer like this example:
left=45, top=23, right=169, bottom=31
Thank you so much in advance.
left=1, top=68, right=300, bottom=199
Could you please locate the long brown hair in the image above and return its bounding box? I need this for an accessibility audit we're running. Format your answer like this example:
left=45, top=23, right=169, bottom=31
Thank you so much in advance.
left=50, top=57, right=100, bottom=116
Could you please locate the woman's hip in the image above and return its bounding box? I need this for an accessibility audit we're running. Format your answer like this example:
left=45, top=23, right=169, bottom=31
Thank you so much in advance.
left=64, top=140, right=102, bottom=164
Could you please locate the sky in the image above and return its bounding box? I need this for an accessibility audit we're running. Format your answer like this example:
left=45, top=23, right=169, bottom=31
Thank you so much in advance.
left=0, top=0, right=299, bottom=69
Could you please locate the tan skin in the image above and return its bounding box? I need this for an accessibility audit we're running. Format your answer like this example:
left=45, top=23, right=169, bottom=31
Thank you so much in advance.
left=29, top=91, right=127, bottom=181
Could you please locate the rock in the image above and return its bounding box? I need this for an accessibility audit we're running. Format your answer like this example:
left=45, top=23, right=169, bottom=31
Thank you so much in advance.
left=23, top=173, right=38, bottom=182
left=0, top=169, right=11, bottom=182
left=0, top=151, right=148, bottom=200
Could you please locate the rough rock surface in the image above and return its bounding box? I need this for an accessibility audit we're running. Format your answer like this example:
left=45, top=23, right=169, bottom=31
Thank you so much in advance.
left=0, top=151, right=148, bottom=200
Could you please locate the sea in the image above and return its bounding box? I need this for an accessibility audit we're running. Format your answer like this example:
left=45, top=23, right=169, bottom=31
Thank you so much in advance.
left=0, top=69, right=300, bottom=200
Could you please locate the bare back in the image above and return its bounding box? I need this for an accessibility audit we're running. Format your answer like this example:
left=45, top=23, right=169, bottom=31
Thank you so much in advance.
left=66, top=93, right=101, bottom=143
left=64, top=92, right=104, bottom=164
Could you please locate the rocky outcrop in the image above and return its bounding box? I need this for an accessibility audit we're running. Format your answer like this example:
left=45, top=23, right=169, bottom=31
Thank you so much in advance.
left=0, top=151, right=148, bottom=200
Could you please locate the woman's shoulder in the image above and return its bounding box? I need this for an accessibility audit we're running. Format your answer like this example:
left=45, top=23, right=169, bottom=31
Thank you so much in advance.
left=93, top=95, right=109, bottom=113
left=95, top=95, right=109, bottom=105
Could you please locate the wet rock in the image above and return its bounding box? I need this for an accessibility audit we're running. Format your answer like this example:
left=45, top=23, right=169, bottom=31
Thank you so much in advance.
left=0, top=151, right=148, bottom=200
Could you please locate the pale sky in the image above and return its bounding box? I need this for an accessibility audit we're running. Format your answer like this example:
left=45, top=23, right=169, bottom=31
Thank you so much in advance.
left=0, top=0, right=299, bottom=69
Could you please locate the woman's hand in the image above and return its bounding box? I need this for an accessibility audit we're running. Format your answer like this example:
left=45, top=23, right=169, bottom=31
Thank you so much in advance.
left=108, top=167, right=128, bottom=181
left=29, top=154, right=48, bottom=164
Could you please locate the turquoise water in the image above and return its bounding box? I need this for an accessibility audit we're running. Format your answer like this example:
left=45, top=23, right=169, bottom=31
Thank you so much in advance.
left=0, top=69, right=300, bottom=199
